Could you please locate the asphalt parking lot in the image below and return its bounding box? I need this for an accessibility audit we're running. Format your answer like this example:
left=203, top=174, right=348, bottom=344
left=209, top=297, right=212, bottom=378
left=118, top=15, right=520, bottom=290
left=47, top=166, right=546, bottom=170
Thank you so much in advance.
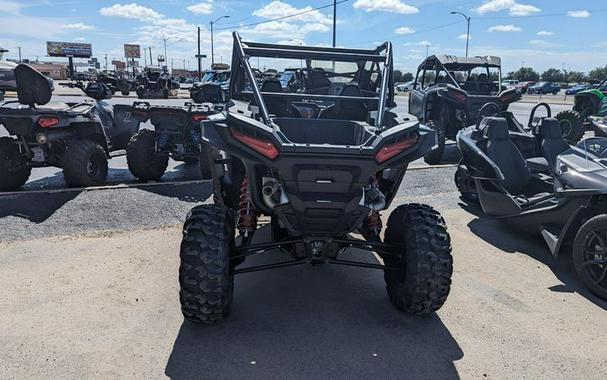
left=1, top=93, right=605, bottom=379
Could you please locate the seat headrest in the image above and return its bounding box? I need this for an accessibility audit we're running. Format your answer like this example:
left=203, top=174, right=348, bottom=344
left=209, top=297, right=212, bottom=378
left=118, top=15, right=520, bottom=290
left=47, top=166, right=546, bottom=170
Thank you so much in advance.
left=14, top=64, right=52, bottom=106
left=482, top=117, right=510, bottom=141
left=340, top=84, right=362, bottom=97
left=540, top=118, right=563, bottom=139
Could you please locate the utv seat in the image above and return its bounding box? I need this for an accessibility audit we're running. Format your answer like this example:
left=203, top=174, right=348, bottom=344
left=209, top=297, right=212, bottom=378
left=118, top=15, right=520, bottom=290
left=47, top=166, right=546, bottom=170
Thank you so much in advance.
left=526, top=118, right=569, bottom=172
left=260, top=79, right=289, bottom=117
left=483, top=117, right=552, bottom=199
left=306, top=68, right=331, bottom=94
left=320, top=85, right=367, bottom=121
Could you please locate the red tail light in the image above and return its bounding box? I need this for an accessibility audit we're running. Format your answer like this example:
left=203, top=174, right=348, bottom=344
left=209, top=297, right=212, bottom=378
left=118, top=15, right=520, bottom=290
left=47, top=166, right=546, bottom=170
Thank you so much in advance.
left=230, top=129, right=279, bottom=160
left=38, top=117, right=59, bottom=128
left=448, top=88, right=467, bottom=103
left=192, top=114, right=208, bottom=121
left=375, top=135, right=419, bottom=163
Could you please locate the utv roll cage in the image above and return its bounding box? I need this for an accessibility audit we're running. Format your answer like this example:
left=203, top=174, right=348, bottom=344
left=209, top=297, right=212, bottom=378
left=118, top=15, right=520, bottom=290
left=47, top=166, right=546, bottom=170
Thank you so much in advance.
left=229, top=32, right=394, bottom=129
left=414, top=54, right=502, bottom=93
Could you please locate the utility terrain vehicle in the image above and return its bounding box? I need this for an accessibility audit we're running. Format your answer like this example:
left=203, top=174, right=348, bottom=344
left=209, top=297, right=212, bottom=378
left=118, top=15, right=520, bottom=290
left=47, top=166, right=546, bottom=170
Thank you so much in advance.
left=127, top=84, right=227, bottom=180
left=97, top=71, right=136, bottom=96
left=456, top=105, right=607, bottom=299
left=409, top=55, right=520, bottom=164
left=556, top=77, right=607, bottom=143
left=178, top=33, right=453, bottom=324
left=0, top=64, right=141, bottom=190
left=135, top=67, right=179, bottom=99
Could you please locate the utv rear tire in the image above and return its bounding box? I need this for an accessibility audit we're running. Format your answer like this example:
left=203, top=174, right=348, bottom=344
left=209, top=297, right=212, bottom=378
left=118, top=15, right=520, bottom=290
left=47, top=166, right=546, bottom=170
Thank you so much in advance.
left=572, top=215, right=607, bottom=299
left=126, top=130, right=169, bottom=181
left=0, top=137, right=31, bottom=191
left=423, top=120, right=446, bottom=165
left=62, top=139, right=108, bottom=187
left=454, top=165, right=478, bottom=204
left=384, top=204, right=453, bottom=315
left=162, top=88, right=170, bottom=99
left=121, top=90, right=130, bottom=96
left=179, top=204, right=235, bottom=324
left=136, top=86, right=145, bottom=99
left=191, top=91, right=203, bottom=104
left=556, top=110, right=584, bottom=144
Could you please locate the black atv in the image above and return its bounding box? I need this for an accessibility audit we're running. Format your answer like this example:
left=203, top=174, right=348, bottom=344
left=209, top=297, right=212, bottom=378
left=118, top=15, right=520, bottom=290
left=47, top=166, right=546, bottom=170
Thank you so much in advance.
left=0, top=64, right=141, bottom=190
left=556, top=77, right=607, bottom=143
left=135, top=67, right=179, bottom=99
left=456, top=106, right=607, bottom=299
left=97, top=72, right=136, bottom=96
left=409, top=55, right=520, bottom=164
left=126, top=85, right=226, bottom=181
left=178, top=33, right=453, bottom=324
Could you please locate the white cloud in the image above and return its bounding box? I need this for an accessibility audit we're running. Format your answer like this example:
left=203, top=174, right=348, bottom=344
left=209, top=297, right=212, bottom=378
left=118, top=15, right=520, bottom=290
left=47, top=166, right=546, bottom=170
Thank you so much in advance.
left=395, top=26, right=415, bottom=35
left=458, top=34, right=471, bottom=40
left=475, top=0, right=539, bottom=16
left=405, top=40, right=431, bottom=47
left=187, top=1, right=213, bottom=15
left=73, top=37, right=86, bottom=42
left=243, top=20, right=329, bottom=39
left=488, top=24, right=522, bottom=32
left=62, top=22, right=95, bottom=30
left=353, top=0, right=419, bottom=14
left=529, top=39, right=560, bottom=49
left=253, top=1, right=333, bottom=24
left=99, top=3, right=163, bottom=20
left=537, top=31, right=553, bottom=36
left=0, top=0, right=24, bottom=16
left=568, top=10, right=590, bottom=18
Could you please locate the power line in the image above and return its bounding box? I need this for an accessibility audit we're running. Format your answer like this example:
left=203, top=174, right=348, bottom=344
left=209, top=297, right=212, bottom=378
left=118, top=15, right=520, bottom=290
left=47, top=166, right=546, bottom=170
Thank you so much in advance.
left=214, top=0, right=351, bottom=31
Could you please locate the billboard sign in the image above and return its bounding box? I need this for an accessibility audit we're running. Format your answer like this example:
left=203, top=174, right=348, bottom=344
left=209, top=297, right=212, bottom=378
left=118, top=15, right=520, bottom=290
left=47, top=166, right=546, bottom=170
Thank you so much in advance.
left=112, top=61, right=126, bottom=71
left=47, top=41, right=92, bottom=58
left=124, top=44, right=141, bottom=59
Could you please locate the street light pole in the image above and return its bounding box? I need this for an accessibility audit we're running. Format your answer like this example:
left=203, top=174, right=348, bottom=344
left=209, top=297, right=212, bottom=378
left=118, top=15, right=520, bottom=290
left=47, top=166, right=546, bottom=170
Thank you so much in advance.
left=332, top=0, right=337, bottom=47
left=210, top=15, right=230, bottom=66
left=450, top=11, right=471, bottom=57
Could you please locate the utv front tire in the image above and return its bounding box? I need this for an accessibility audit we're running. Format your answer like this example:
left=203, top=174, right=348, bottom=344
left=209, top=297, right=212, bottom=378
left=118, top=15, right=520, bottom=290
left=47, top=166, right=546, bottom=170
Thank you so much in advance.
left=0, top=137, right=31, bottom=191
left=121, top=90, right=130, bottom=96
left=423, top=120, right=446, bottom=165
left=384, top=204, right=453, bottom=315
left=62, top=139, right=108, bottom=187
left=179, top=205, right=235, bottom=324
left=126, top=130, right=169, bottom=181
left=454, top=165, right=478, bottom=204
left=572, top=215, right=607, bottom=299
left=556, top=110, right=584, bottom=144
left=136, top=86, right=145, bottom=99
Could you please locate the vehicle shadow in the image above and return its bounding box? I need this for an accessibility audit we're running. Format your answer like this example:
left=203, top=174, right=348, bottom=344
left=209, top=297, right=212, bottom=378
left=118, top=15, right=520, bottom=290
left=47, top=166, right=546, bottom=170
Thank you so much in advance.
left=140, top=181, right=212, bottom=203
left=0, top=191, right=79, bottom=223
left=467, top=216, right=607, bottom=311
left=165, top=228, right=463, bottom=379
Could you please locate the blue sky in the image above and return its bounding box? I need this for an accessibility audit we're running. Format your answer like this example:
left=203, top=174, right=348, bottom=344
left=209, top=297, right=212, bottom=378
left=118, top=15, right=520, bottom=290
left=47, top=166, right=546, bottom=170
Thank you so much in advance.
left=0, top=0, right=606, bottom=74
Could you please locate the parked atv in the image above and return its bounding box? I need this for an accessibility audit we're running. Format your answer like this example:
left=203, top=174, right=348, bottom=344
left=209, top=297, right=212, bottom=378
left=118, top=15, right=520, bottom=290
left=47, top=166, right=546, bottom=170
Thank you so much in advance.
left=556, top=77, right=607, bottom=143
left=0, top=64, right=141, bottom=190
left=190, top=70, right=231, bottom=103
left=178, top=33, right=453, bottom=324
left=409, top=55, right=521, bottom=164
left=126, top=86, right=226, bottom=181
left=456, top=109, right=607, bottom=299
left=97, top=71, right=136, bottom=96
left=135, top=67, right=179, bottom=99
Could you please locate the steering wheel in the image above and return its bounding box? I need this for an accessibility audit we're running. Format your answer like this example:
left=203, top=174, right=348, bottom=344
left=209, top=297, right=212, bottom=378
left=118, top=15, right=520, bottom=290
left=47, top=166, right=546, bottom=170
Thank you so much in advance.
left=475, top=102, right=501, bottom=130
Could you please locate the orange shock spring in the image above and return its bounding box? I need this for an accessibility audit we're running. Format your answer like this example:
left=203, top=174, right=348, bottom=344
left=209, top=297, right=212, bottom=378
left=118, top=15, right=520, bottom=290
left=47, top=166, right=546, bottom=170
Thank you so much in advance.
left=237, top=176, right=258, bottom=237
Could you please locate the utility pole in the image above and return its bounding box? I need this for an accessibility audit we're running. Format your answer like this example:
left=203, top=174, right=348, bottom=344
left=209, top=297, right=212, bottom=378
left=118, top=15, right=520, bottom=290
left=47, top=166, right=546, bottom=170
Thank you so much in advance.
left=18, top=46, right=21, bottom=62
left=149, top=47, right=153, bottom=67
left=210, top=15, right=230, bottom=66
left=425, top=44, right=430, bottom=59
left=197, top=26, right=202, bottom=80
left=105, top=54, right=108, bottom=71
left=144, top=52, right=147, bottom=67
left=163, top=38, right=168, bottom=69
left=450, top=11, right=471, bottom=57
left=332, top=0, right=337, bottom=47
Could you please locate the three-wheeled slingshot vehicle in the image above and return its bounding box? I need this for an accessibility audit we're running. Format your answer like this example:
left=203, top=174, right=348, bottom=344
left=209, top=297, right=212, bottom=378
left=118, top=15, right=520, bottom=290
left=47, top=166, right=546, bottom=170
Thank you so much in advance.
left=178, top=33, right=454, bottom=324
left=0, top=64, right=141, bottom=190
left=456, top=104, right=607, bottom=299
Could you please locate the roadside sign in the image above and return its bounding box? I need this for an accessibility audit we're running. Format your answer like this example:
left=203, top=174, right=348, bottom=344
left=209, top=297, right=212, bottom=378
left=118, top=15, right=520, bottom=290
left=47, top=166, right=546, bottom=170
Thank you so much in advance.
left=127, top=60, right=139, bottom=68
left=195, top=54, right=207, bottom=58
left=47, top=41, right=92, bottom=58
left=124, top=44, right=141, bottom=59
left=112, top=61, right=126, bottom=71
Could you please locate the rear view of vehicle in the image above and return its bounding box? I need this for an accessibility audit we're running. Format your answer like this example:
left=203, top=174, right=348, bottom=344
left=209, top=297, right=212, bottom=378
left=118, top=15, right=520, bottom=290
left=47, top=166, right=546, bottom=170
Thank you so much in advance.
left=126, top=89, right=226, bottom=181
left=0, top=64, right=140, bottom=190
left=408, top=55, right=520, bottom=164
left=178, top=33, right=453, bottom=324
left=135, top=67, right=178, bottom=99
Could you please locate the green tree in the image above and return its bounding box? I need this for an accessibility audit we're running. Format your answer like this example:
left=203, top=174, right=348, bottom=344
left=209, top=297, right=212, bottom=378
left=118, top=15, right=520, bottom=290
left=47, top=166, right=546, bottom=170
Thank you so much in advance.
left=567, top=71, right=587, bottom=84
left=588, top=65, right=607, bottom=83
left=402, top=72, right=414, bottom=82
left=508, top=67, right=540, bottom=82
left=394, top=69, right=403, bottom=82
left=541, top=68, right=565, bottom=82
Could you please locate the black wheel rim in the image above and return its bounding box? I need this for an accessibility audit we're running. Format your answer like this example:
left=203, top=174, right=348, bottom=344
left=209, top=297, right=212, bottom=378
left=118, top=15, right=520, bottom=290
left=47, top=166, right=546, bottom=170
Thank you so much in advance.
left=581, top=229, right=607, bottom=288
left=87, top=157, right=99, bottom=177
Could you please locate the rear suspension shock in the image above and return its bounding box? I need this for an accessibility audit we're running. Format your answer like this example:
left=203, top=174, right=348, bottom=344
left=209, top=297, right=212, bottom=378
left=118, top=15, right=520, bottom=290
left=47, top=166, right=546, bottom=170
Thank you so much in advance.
left=237, top=176, right=258, bottom=238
